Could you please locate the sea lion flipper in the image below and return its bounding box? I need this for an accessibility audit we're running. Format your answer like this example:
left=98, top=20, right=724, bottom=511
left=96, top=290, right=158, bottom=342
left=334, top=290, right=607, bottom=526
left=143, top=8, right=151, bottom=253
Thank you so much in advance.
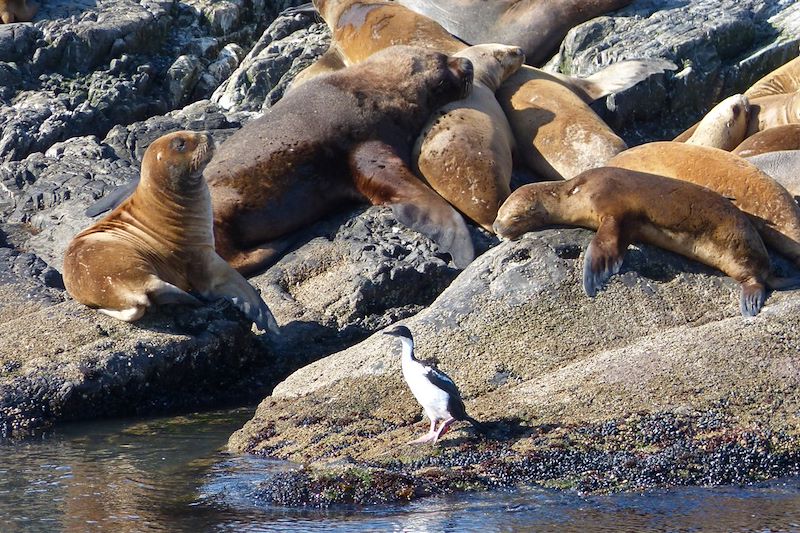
left=573, top=59, right=677, bottom=103
left=740, top=281, right=766, bottom=317
left=197, top=254, right=279, bottom=335
left=349, top=140, right=475, bottom=268
left=85, top=178, right=140, bottom=217
left=582, top=217, right=627, bottom=297
left=148, top=280, right=203, bottom=307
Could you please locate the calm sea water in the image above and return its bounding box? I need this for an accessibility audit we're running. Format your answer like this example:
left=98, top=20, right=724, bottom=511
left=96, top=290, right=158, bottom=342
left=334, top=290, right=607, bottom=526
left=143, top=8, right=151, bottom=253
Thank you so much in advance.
left=2, top=408, right=800, bottom=532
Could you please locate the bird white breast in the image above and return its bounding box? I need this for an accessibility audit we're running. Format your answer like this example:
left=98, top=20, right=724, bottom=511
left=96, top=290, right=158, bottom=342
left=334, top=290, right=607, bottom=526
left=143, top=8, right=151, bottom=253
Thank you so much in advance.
left=402, top=358, right=452, bottom=421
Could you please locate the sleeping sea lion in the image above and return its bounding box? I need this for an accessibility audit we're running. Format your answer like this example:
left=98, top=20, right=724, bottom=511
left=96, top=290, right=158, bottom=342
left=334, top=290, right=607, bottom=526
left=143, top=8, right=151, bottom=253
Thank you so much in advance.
left=608, top=141, right=800, bottom=267
left=205, top=45, right=476, bottom=275
left=63, top=131, right=279, bottom=333
left=733, top=124, right=800, bottom=157
left=493, top=167, right=797, bottom=316
left=685, top=94, right=750, bottom=151
left=745, top=54, right=800, bottom=99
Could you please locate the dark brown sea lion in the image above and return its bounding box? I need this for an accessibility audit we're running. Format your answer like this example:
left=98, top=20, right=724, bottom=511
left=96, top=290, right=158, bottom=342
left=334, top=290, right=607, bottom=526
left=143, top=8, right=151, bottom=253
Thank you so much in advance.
left=493, top=167, right=796, bottom=316
left=608, top=141, right=800, bottom=268
left=63, top=131, right=279, bottom=333
left=395, top=0, right=633, bottom=66
left=205, top=45, right=476, bottom=275
left=0, top=0, right=37, bottom=23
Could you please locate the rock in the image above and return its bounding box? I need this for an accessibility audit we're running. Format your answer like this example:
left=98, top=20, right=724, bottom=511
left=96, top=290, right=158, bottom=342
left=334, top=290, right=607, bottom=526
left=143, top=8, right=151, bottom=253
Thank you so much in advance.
left=211, top=11, right=330, bottom=112
left=230, top=229, right=800, bottom=501
left=548, top=0, right=800, bottom=143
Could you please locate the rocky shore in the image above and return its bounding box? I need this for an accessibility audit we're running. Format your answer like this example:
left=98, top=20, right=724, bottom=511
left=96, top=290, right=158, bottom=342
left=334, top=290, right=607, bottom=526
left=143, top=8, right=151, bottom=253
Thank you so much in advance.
left=1, top=0, right=800, bottom=505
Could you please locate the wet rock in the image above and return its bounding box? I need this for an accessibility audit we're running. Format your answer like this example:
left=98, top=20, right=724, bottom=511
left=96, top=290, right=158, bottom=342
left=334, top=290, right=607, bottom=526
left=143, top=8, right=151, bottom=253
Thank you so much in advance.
left=230, top=230, right=800, bottom=499
left=549, top=0, right=800, bottom=143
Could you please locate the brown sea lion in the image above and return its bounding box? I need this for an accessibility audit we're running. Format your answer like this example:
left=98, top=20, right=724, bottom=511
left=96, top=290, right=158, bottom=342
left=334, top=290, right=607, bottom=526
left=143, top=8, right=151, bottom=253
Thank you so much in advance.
left=395, top=0, right=633, bottom=67
left=608, top=141, right=800, bottom=267
left=63, top=131, right=279, bottom=333
left=312, top=0, right=672, bottom=102
left=497, top=65, right=628, bottom=181
left=205, top=45, right=476, bottom=276
left=733, top=124, right=800, bottom=157
left=745, top=54, right=800, bottom=99
left=0, top=0, right=37, bottom=23
left=685, top=94, right=750, bottom=151
left=493, top=167, right=795, bottom=316
left=413, top=44, right=525, bottom=232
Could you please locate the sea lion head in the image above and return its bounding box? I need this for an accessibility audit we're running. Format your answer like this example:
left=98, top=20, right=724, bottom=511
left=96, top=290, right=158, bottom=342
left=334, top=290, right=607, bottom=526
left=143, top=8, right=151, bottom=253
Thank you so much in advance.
left=493, top=184, right=552, bottom=240
left=142, top=130, right=215, bottom=190
left=454, top=44, right=525, bottom=89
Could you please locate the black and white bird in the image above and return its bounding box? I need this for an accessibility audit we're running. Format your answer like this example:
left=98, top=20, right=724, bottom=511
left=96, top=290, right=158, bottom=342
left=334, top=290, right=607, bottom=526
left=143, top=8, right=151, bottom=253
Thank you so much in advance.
left=383, top=324, right=483, bottom=444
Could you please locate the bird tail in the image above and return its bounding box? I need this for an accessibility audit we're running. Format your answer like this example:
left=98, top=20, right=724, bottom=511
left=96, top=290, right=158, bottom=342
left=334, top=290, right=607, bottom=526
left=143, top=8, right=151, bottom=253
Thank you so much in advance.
left=464, top=415, right=488, bottom=435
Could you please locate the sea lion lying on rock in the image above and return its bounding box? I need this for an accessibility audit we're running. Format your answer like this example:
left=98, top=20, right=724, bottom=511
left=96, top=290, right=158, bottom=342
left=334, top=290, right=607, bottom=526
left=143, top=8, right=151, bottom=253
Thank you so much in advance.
left=63, top=131, right=279, bottom=334
left=0, top=0, right=37, bottom=23
left=205, top=45, right=477, bottom=275
left=493, top=167, right=798, bottom=316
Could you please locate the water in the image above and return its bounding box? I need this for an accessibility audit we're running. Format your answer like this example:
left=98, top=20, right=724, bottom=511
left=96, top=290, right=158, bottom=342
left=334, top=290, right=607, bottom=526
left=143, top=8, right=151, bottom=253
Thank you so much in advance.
left=2, top=409, right=800, bottom=532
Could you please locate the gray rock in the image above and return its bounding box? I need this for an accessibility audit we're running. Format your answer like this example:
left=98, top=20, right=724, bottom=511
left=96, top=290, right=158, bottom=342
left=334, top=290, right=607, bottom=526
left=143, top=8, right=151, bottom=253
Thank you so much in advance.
left=549, top=0, right=800, bottom=143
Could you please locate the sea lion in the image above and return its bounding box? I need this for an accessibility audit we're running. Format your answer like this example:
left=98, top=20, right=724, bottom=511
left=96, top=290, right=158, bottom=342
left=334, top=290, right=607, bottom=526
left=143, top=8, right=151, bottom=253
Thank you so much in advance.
left=745, top=54, right=800, bottom=99
left=497, top=65, right=628, bottom=181
left=746, top=150, right=800, bottom=201
left=675, top=91, right=800, bottom=142
left=733, top=124, right=800, bottom=157
left=63, top=131, right=279, bottom=333
left=0, top=0, right=37, bottom=23
left=413, top=44, right=525, bottom=232
left=205, top=45, right=476, bottom=276
left=608, top=141, right=800, bottom=267
left=313, top=0, right=672, bottom=102
left=685, top=94, right=750, bottom=151
left=288, top=45, right=347, bottom=92
left=395, top=0, right=633, bottom=67
left=492, top=167, right=795, bottom=316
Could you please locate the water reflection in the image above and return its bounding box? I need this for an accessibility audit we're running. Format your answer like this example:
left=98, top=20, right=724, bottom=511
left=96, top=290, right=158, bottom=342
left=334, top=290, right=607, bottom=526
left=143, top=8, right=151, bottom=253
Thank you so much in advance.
left=2, top=409, right=800, bottom=532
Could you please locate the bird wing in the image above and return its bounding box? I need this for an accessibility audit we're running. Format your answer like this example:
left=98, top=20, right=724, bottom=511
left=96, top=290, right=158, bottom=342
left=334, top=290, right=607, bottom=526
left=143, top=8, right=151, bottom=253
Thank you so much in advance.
left=421, top=365, right=469, bottom=421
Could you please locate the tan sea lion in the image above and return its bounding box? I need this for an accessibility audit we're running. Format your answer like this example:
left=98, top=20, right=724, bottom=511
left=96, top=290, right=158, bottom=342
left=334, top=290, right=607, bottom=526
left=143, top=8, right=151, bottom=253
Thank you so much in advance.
left=0, top=0, right=37, bottom=23
left=497, top=66, right=628, bottom=181
left=205, top=45, right=476, bottom=275
left=395, top=0, right=633, bottom=67
left=608, top=141, right=800, bottom=267
left=63, top=131, right=279, bottom=333
left=675, top=91, right=800, bottom=142
left=685, top=94, right=750, bottom=151
left=733, top=124, right=800, bottom=157
left=492, top=167, right=796, bottom=316
left=746, top=150, right=800, bottom=201
left=745, top=54, right=800, bottom=99
left=413, top=44, right=525, bottom=232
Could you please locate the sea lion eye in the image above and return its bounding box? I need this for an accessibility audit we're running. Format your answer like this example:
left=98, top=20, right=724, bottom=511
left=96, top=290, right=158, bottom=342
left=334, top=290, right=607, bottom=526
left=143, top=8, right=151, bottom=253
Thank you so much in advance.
left=172, top=138, right=187, bottom=152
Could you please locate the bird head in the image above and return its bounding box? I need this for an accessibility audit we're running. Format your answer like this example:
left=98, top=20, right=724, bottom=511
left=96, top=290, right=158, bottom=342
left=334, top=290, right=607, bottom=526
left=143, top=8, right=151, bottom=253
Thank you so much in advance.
left=383, top=324, right=413, bottom=341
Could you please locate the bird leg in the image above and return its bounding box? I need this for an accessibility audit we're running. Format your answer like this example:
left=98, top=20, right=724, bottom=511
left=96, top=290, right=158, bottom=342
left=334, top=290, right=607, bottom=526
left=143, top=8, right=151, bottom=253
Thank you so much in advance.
left=407, top=418, right=438, bottom=445
left=432, top=417, right=456, bottom=444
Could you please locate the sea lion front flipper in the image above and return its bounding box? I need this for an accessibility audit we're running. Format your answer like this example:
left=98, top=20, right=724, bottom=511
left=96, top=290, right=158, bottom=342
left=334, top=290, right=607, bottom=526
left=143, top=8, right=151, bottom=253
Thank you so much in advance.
left=85, top=178, right=140, bottom=217
left=195, top=253, right=279, bottom=335
left=147, top=280, right=204, bottom=307
left=279, top=2, right=316, bottom=17
left=349, top=140, right=475, bottom=268
left=583, top=216, right=628, bottom=297
left=740, top=280, right=766, bottom=317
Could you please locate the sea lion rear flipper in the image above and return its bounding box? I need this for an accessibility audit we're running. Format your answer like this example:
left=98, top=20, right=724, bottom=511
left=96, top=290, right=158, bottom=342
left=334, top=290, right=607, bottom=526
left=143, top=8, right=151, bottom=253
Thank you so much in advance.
left=583, top=216, right=628, bottom=297
left=349, top=140, right=475, bottom=268
left=85, top=178, right=140, bottom=217
left=571, top=59, right=677, bottom=103
left=196, top=253, right=280, bottom=335
left=740, top=280, right=766, bottom=317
